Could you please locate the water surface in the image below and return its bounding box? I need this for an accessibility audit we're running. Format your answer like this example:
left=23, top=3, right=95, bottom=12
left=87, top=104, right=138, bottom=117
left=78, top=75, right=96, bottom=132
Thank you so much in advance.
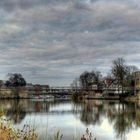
left=1, top=99, right=140, bottom=140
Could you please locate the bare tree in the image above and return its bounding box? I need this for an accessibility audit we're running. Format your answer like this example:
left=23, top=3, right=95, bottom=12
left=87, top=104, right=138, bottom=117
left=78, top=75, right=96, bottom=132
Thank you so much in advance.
left=111, top=58, right=128, bottom=94
left=71, top=78, right=79, bottom=93
left=125, top=65, right=139, bottom=93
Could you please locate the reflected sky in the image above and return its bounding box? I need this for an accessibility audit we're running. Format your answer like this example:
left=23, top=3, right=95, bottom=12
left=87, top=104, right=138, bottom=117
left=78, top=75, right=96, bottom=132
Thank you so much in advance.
left=1, top=99, right=140, bottom=140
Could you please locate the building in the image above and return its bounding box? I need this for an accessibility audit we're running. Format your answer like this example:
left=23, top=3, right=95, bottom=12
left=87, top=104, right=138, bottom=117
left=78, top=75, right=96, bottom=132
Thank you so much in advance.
left=134, top=71, right=140, bottom=90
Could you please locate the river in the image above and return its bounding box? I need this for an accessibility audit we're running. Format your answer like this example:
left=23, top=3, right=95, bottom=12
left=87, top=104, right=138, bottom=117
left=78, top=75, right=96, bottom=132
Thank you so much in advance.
left=0, top=99, right=140, bottom=140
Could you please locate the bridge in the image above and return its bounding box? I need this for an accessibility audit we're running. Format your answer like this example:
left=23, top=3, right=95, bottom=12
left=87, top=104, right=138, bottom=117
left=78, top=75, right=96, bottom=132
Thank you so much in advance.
left=29, top=86, right=102, bottom=96
left=28, top=86, right=136, bottom=98
left=29, top=87, right=81, bottom=97
left=47, top=87, right=81, bottom=94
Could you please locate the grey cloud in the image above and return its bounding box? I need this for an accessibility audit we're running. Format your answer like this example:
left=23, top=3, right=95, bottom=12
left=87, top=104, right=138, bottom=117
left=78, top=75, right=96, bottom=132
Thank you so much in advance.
left=0, top=0, right=140, bottom=85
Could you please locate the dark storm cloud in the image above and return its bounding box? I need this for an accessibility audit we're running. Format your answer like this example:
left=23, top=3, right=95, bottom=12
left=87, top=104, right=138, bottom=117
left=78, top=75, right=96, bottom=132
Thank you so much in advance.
left=0, top=0, right=140, bottom=85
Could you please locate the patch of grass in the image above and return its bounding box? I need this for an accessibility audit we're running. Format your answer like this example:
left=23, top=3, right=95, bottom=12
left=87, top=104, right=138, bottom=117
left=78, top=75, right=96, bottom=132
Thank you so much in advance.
left=52, top=130, right=63, bottom=140
left=0, top=111, right=37, bottom=140
left=80, top=128, right=96, bottom=140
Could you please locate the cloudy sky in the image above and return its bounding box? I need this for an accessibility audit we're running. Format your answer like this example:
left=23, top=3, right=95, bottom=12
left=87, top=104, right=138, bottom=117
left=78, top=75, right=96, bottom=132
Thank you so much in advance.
left=0, top=0, right=140, bottom=86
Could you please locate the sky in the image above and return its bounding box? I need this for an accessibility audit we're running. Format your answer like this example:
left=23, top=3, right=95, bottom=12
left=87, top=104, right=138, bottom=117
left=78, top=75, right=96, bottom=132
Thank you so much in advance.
left=0, top=0, right=140, bottom=86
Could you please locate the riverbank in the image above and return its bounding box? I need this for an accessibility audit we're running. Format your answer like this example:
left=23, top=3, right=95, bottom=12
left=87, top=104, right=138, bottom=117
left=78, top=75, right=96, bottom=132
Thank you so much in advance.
left=124, top=95, right=138, bottom=102
left=0, top=88, right=29, bottom=99
left=0, top=113, right=37, bottom=140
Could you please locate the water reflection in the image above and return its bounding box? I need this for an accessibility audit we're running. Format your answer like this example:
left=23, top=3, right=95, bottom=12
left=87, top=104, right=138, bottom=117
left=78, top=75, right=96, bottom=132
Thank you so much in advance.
left=0, top=100, right=27, bottom=123
left=0, top=99, right=140, bottom=139
left=73, top=100, right=140, bottom=140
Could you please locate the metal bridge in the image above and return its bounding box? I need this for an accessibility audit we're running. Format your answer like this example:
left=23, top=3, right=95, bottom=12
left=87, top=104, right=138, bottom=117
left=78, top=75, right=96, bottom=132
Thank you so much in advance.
left=29, top=86, right=136, bottom=97
left=30, top=86, right=80, bottom=96
left=47, top=87, right=81, bottom=94
left=30, top=86, right=102, bottom=96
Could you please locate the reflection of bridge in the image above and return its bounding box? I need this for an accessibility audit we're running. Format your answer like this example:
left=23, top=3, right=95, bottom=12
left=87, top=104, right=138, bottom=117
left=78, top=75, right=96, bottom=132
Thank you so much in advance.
left=26, top=110, right=81, bottom=115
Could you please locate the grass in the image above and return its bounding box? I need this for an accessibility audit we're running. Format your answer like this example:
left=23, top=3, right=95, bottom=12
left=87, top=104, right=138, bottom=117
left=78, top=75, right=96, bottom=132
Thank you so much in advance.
left=51, top=130, right=63, bottom=140
left=0, top=116, right=96, bottom=140
left=80, top=128, right=96, bottom=140
left=51, top=128, right=96, bottom=140
left=0, top=110, right=37, bottom=140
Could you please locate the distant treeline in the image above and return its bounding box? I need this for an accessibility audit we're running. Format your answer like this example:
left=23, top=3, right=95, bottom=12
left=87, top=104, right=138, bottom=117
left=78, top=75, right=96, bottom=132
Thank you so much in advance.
left=0, top=73, right=26, bottom=88
left=71, top=57, right=139, bottom=93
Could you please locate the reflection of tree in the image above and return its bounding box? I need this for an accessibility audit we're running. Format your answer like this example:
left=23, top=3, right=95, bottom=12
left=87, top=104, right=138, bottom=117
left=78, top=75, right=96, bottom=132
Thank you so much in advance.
left=0, top=100, right=73, bottom=124
left=73, top=100, right=104, bottom=126
left=113, top=110, right=127, bottom=139
left=73, top=99, right=140, bottom=140
left=107, top=102, right=136, bottom=140
left=0, top=100, right=28, bottom=124
left=6, top=100, right=26, bottom=124
left=80, top=107, right=100, bottom=125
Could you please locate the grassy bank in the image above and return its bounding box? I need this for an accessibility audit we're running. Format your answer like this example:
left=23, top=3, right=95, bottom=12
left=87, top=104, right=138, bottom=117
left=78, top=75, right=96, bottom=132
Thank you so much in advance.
left=0, top=112, right=37, bottom=140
